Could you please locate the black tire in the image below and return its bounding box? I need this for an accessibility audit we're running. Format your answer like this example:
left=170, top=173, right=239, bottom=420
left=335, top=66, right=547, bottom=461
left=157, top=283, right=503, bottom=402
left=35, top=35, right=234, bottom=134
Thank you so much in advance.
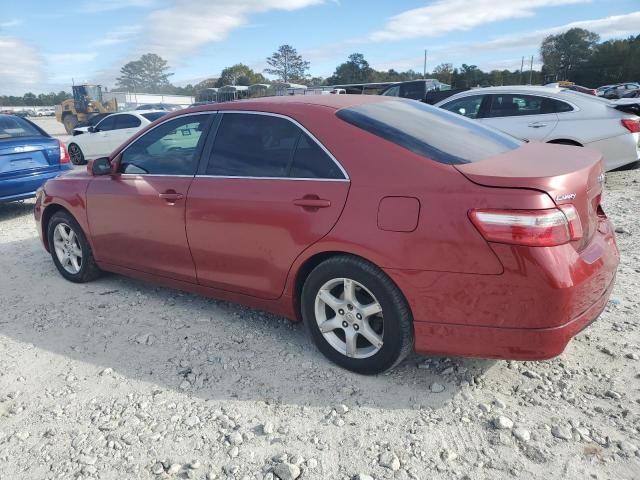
left=68, top=143, right=85, bottom=165
left=301, top=255, right=413, bottom=375
left=612, top=160, right=640, bottom=171
left=47, top=211, right=102, bottom=283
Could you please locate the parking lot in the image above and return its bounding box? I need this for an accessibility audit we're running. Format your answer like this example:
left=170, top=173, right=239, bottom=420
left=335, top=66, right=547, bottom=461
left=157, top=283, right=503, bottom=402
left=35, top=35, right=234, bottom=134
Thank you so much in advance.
left=0, top=116, right=636, bottom=479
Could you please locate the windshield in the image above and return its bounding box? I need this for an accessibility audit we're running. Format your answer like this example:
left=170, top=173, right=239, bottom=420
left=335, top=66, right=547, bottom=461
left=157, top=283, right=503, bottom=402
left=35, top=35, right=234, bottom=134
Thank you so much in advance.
left=142, top=112, right=168, bottom=122
left=336, top=99, right=522, bottom=164
left=0, top=116, right=45, bottom=140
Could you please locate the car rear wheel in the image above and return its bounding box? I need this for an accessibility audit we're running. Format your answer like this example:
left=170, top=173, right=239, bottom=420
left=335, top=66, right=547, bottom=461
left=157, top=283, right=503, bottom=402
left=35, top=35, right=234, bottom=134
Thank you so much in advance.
left=47, top=211, right=102, bottom=283
left=68, top=143, right=85, bottom=165
left=301, top=255, right=413, bottom=374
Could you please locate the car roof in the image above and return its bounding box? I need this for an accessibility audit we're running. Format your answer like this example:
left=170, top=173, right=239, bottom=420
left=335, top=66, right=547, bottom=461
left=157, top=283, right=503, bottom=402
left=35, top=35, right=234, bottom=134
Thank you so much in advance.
left=119, top=109, right=167, bottom=115
left=186, top=94, right=392, bottom=114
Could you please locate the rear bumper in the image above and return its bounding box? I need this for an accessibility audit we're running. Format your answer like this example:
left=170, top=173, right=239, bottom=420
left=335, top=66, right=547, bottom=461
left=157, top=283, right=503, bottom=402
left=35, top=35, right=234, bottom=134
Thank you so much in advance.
left=586, top=132, right=640, bottom=171
left=412, top=274, right=614, bottom=360
left=0, top=166, right=72, bottom=203
left=385, top=217, right=619, bottom=360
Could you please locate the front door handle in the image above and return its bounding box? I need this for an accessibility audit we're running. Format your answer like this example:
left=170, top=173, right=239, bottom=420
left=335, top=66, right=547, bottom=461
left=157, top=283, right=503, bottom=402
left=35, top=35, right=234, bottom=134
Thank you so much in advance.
left=159, top=191, right=184, bottom=202
left=528, top=122, right=547, bottom=128
left=293, top=196, right=331, bottom=210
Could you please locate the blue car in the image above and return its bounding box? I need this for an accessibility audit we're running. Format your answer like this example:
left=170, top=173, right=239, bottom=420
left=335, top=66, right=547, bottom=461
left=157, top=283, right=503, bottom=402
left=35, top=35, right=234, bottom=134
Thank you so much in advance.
left=0, top=114, right=72, bottom=203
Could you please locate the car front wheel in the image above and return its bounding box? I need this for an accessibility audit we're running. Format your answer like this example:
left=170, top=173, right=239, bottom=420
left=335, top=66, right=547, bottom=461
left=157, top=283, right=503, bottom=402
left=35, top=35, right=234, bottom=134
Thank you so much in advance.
left=47, top=211, right=102, bottom=283
left=68, top=143, right=86, bottom=165
left=301, top=255, right=413, bottom=375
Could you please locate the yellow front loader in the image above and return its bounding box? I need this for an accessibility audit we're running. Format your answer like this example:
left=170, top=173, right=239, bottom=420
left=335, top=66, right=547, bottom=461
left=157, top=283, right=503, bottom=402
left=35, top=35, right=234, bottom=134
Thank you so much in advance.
left=55, top=84, right=118, bottom=134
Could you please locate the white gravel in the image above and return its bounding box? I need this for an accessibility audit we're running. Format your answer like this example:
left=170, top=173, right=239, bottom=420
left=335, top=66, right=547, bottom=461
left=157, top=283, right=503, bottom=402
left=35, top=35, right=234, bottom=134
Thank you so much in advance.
left=0, top=168, right=638, bottom=480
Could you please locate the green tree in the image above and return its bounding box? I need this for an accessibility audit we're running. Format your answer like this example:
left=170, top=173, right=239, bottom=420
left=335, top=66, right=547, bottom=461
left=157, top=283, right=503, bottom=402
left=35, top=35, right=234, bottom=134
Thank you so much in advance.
left=431, top=63, right=453, bottom=84
left=115, top=53, right=174, bottom=93
left=540, top=28, right=600, bottom=81
left=216, top=64, right=266, bottom=87
left=326, top=53, right=375, bottom=84
left=264, top=44, right=310, bottom=83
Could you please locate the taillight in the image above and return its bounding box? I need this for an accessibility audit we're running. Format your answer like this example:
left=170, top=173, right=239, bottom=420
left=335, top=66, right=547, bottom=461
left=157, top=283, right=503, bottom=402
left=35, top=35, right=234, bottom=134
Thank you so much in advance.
left=469, top=208, right=582, bottom=247
left=557, top=204, right=583, bottom=240
left=621, top=118, right=640, bottom=133
left=58, top=140, right=70, bottom=164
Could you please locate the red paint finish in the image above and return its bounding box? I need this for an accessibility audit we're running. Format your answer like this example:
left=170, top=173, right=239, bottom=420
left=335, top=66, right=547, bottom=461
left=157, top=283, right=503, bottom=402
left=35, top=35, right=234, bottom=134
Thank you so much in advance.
left=86, top=175, right=197, bottom=282
left=34, top=95, right=620, bottom=362
left=377, top=197, right=420, bottom=232
left=186, top=178, right=349, bottom=299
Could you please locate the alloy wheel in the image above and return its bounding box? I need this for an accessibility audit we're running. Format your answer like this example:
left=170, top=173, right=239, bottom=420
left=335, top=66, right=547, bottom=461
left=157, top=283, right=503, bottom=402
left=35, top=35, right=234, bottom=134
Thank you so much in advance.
left=53, top=223, right=83, bottom=274
left=314, top=277, right=384, bottom=359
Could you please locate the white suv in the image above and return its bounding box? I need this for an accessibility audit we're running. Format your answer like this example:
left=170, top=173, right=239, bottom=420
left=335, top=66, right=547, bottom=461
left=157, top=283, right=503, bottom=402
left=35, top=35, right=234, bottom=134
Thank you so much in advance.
left=436, top=86, right=640, bottom=171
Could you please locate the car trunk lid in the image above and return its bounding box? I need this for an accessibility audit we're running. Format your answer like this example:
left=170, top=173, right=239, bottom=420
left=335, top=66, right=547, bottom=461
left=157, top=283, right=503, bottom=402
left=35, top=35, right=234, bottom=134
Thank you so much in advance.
left=0, top=137, right=61, bottom=178
left=455, top=142, right=604, bottom=250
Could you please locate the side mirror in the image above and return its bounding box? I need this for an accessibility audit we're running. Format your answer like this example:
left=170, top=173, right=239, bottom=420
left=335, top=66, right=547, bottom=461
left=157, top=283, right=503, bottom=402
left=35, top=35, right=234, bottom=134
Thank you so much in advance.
left=88, top=126, right=96, bottom=133
left=88, top=157, right=112, bottom=176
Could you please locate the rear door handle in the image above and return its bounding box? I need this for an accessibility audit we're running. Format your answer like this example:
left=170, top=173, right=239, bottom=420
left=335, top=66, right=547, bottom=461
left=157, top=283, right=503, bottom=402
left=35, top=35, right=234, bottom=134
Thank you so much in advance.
left=528, top=122, right=547, bottom=128
left=159, top=191, right=184, bottom=202
left=293, top=197, right=331, bottom=209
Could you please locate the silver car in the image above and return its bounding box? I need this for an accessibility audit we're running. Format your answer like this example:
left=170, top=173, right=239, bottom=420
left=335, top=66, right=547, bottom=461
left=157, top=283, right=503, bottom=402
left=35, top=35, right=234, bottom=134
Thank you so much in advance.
left=436, top=86, right=640, bottom=171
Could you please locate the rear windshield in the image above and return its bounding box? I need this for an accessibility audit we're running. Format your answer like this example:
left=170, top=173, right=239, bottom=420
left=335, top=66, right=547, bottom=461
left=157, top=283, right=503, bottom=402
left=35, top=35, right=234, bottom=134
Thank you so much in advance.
left=336, top=99, right=522, bottom=164
left=141, top=112, right=168, bottom=122
left=0, top=116, right=44, bottom=140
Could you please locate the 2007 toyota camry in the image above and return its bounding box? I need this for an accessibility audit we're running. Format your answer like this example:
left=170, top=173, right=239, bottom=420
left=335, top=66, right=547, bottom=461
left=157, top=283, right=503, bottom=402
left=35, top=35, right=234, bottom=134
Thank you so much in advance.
left=34, top=95, right=619, bottom=374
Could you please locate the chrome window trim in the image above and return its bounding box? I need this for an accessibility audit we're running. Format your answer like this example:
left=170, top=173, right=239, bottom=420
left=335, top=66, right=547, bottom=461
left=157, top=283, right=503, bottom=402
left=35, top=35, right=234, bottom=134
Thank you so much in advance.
left=197, top=175, right=349, bottom=182
left=116, top=173, right=348, bottom=182
left=116, top=110, right=350, bottom=181
left=212, top=110, right=350, bottom=180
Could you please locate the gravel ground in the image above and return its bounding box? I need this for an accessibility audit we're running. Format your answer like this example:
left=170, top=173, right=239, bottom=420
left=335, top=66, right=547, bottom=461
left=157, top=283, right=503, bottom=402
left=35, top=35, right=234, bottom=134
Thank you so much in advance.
left=0, top=161, right=638, bottom=479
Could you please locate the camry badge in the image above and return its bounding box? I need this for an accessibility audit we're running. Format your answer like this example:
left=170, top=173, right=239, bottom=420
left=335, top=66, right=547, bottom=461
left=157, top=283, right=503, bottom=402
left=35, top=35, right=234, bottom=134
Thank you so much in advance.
left=556, top=193, right=577, bottom=201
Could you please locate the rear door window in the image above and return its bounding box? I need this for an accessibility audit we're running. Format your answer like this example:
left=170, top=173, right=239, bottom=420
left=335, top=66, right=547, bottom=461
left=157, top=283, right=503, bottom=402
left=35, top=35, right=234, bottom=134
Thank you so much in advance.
left=336, top=99, right=522, bottom=164
left=290, top=133, right=343, bottom=179
left=207, top=113, right=300, bottom=177
left=96, top=116, right=116, bottom=131
left=488, top=94, right=549, bottom=117
left=115, top=114, right=141, bottom=129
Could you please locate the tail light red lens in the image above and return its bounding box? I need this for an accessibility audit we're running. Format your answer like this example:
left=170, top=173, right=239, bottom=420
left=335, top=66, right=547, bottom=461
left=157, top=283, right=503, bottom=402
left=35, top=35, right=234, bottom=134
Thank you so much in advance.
left=621, top=118, right=640, bottom=133
left=58, top=140, right=70, bottom=164
left=469, top=208, right=582, bottom=247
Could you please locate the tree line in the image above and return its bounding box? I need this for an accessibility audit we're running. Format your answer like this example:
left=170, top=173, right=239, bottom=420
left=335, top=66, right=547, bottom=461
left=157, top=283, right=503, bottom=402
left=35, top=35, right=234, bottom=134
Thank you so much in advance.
left=2, top=30, right=638, bottom=106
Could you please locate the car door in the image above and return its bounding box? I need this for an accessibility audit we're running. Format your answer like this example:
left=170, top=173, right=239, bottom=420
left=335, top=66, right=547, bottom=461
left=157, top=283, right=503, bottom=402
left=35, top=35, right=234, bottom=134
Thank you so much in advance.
left=86, top=113, right=215, bottom=282
left=186, top=111, right=350, bottom=300
left=85, top=115, right=117, bottom=158
left=107, top=113, right=143, bottom=154
left=479, top=94, right=559, bottom=141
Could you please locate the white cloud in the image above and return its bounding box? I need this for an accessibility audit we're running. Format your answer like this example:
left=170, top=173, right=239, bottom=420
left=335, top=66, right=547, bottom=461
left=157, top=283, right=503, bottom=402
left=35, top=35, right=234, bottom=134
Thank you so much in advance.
left=0, top=18, right=22, bottom=28
left=80, top=0, right=155, bottom=13
left=0, top=37, right=44, bottom=95
left=92, top=25, right=141, bottom=46
left=371, top=11, right=640, bottom=73
left=468, top=11, right=640, bottom=52
left=47, top=52, right=98, bottom=63
left=369, top=0, right=589, bottom=42
left=140, top=0, right=326, bottom=61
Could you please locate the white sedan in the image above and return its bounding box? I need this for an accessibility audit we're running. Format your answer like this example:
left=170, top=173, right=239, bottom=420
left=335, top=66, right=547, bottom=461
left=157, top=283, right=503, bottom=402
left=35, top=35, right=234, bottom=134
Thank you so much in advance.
left=66, top=110, right=167, bottom=165
left=435, top=86, right=640, bottom=171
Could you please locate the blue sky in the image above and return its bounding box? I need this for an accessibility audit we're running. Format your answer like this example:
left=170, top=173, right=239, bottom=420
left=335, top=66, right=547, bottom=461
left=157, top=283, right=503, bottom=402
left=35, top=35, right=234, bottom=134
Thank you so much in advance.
left=1, top=0, right=638, bottom=95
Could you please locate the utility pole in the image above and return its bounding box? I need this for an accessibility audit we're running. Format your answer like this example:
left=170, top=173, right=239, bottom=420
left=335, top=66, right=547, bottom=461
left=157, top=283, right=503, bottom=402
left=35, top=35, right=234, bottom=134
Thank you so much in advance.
left=520, top=56, right=524, bottom=84
left=423, top=49, right=427, bottom=79
left=529, top=55, right=534, bottom=85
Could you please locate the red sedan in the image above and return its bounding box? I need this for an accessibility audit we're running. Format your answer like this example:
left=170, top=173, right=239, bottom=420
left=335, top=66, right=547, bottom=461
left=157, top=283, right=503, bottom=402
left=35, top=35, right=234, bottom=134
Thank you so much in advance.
left=34, top=95, right=619, bottom=374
